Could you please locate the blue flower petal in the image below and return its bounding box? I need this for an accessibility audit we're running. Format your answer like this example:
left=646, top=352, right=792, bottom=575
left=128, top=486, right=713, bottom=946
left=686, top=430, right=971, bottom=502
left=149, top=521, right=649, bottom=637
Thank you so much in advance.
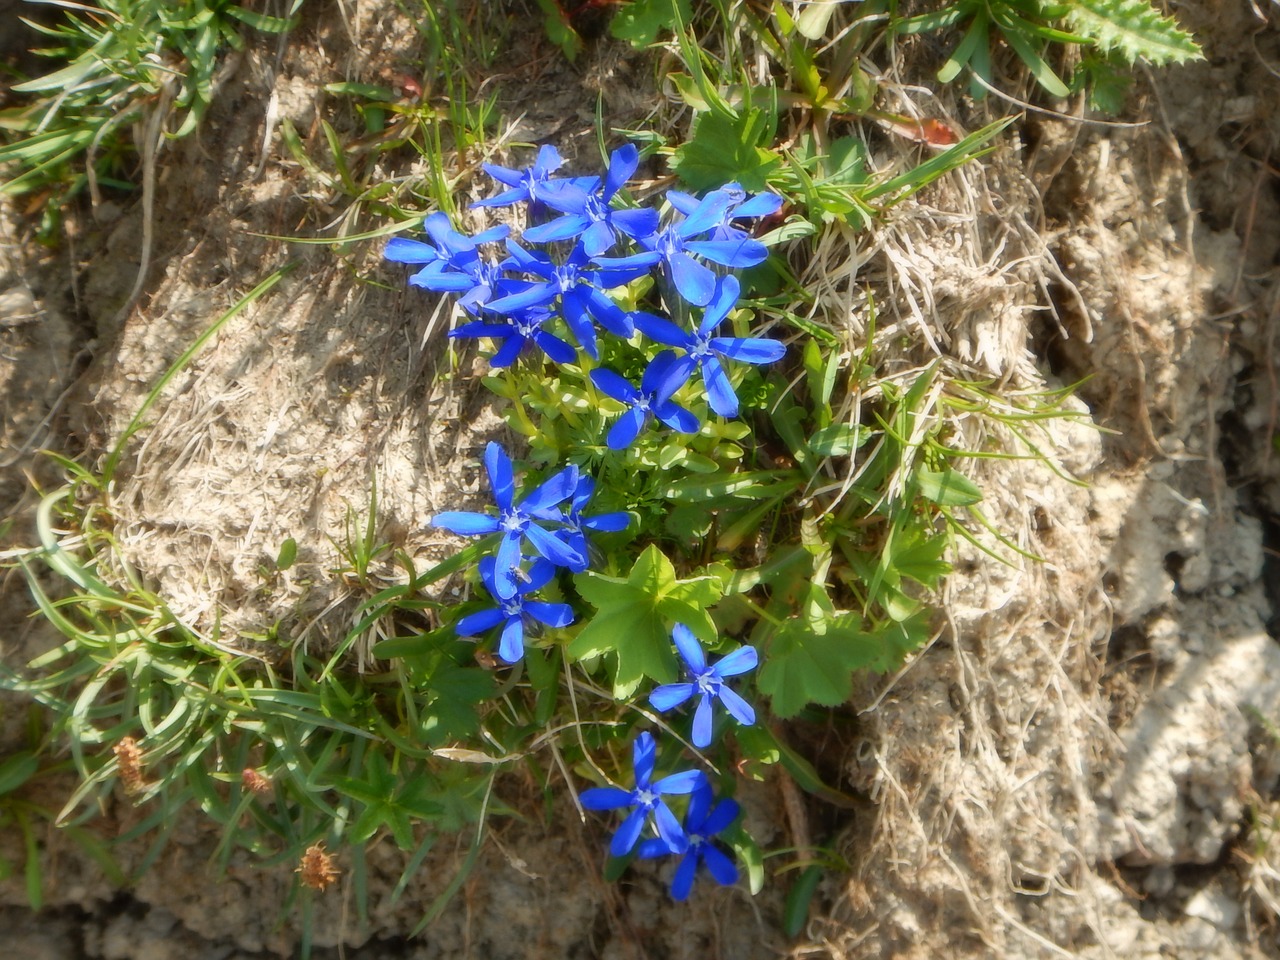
left=583, top=511, right=630, bottom=532
left=718, top=685, right=756, bottom=727
left=384, top=237, right=441, bottom=263
left=653, top=800, right=686, bottom=850
left=712, top=336, right=786, bottom=365
left=670, top=851, right=699, bottom=901
left=455, top=607, right=504, bottom=636
left=534, top=331, right=578, bottom=364
left=670, top=252, right=717, bottom=306
left=701, top=843, right=739, bottom=887
left=671, top=623, right=707, bottom=672
left=522, top=558, right=557, bottom=593
left=632, top=732, right=657, bottom=785
left=700, top=797, right=740, bottom=836
left=524, top=523, right=583, bottom=569
left=612, top=206, right=661, bottom=241
left=604, top=143, right=638, bottom=199
left=713, top=645, right=758, bottom=677
left=430, top=511, right=500, bottom=536
left=581, top=219, right=615, bottom=258
left=579, top=786, right=633, bottom=811
left=521, top=466, right=580, bottom=513
left=524, top=600, right=575, bottom=628
left=591, top=369, right=640, bottom=405
left=523, top=214, right=590, bottom=244
left=484, top=443, right=515, bottom=512
left=498, top=615, right=525, bottom=663
left=637, top=835, right=684, bottom=859
left=611, top=805, right=649, bottom=857
left=632, top=312, right=693, bottom=349
left=653, top=769, right=705, bottom=795
left=649, top=683, right=695, bottom=712
left=691, top=694, right=715, bottom=748
left=654, top=400, right=699, bottom=434
left=698, top=274, right=740, bottom=335
left=493, top=536, right=524, bottom=601
left=684, top=237, right=768, bottom=269
left=733, top=191, right=784, bottom=217
left=702, top=355, right=740, bottom=418
left=488, top=335, right=525, bottom=368
left=607, top=407, right=647, bottom=450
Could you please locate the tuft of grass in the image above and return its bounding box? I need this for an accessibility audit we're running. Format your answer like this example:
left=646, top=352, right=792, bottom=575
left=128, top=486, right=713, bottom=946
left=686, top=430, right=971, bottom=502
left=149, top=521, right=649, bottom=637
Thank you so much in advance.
left=0, top=0, right=304, bottom=240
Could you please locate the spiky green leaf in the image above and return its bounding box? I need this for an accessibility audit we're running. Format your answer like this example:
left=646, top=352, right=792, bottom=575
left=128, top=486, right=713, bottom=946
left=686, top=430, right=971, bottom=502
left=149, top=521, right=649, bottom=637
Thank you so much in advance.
left=1066, top=0, right=1201, bottom=65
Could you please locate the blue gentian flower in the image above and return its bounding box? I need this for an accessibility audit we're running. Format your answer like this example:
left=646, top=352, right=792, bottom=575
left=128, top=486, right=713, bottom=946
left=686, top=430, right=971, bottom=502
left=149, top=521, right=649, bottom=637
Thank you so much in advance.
left=449, top=305, right=577, bottom=367
left=486, top=241, right=644, bottom=357
left=523, top=144, right=660, bottom=257
left=558, top=476, right=630, bottom=572
left=616, top=192, right=768, bottom=306
left=638, top=782, right=740, bottom=900
left=384, top=212, right=509, bottom=296
left=471, top=144, right=588, bottom=209
left=648, top=623, right=758, bottom=748
left=632, top=275, right=786, bottom=418
left=590, top=351, right=699, bottom=450
left=665, top=183, right=783, bottom=243
left=579, top=731, right=706, bottom=857
left=430, top=442, right=583, bottom=599
left=455, top=556, right=574, bottom=664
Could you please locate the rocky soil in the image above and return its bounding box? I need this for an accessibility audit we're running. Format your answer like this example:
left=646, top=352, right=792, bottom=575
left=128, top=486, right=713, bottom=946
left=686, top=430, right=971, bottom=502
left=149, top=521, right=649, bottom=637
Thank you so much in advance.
left=2, top=1, right=1280, bottom=958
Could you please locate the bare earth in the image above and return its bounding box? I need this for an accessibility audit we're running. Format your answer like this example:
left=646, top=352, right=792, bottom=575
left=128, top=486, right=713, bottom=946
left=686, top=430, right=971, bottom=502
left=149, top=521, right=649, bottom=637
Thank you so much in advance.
left=2, top=2, right=1280, bottom=958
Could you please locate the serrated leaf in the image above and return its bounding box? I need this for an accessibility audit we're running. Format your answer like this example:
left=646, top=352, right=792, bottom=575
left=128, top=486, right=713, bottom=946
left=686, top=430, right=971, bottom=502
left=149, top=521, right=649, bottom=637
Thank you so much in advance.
left=421, top=662, right=495, bottom=747
left=757, top=613, right=880, bottom=718
left=570, top=545, right=722, bottom=697
left=1066, top=0, right=1201, bottom=65
left=672, top=110, right=782, bottom=192
left=611, top=0, right=691, bottom=47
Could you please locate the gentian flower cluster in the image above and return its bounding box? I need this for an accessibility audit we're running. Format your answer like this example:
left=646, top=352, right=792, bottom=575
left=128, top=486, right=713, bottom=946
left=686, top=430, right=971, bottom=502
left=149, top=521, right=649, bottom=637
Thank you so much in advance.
left=431, top=442, right=626, bottom=664
left=384, top=142, right=787, bottom=451
left=389, top=143, right=775, bottom=899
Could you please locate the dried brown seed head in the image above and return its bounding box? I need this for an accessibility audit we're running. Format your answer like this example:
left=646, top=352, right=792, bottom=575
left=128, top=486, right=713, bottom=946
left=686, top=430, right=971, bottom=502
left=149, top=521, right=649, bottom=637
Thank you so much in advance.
left=296, top=843, right=340, bottom=891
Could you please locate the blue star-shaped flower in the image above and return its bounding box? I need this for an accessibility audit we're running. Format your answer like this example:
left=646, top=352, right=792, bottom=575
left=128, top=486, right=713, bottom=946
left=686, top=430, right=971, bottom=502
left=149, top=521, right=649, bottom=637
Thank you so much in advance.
left=383, top=212, right=508, bottom=303
left=638, top=782, right=740, bottom=900
left=590, top=351, right=699, bottom=450
left=579, top=731, right=706, bottom=857
left=665, top=182, right=783, bottom=243
left=486, top=241, right=645, bottom=357
left=471, top=144, right=583, bottom=209
left=430, top=443, right=583, bottom=599
left=648, top=623, right=757, bottom=748
left=449, top=305, right=577, bottom=368
left=454, top=556, right=574, bottom=664
left=558, top=476, right=630, bottom=573
left=523, top=144, right=660, bottom=257
left=614, top=191, right=768, bottom=306
left=632, top=274, right=786, bottom=418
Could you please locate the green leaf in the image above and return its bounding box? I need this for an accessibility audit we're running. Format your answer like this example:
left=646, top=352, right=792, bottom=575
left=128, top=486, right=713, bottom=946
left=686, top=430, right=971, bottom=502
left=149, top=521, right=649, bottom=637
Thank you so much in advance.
left=275, top=537, right=298, bottom=570
left=808, top=424, right=868, bottom=458
left=916, top=467, right=983, bottom=507
left=784, top=865, right=824, bottom=937
left=672, top=109, right=782, bottom=192
left=421, top=662, right=496, bottom=747
left=757, top=612, right=880, bottom=718
left=0, top=752, right=39, bottom=796
left=1066, top=0, right=1201, bottom=65
left=611, top=0, right=691, bottom=47
left=570, top=545, right=722, bottom=697
left=532, top=0, right=583, bottom=61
